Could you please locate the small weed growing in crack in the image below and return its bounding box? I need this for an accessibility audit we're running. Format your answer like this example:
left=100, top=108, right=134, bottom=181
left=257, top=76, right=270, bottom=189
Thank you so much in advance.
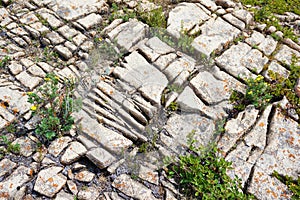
left=272, top=171, right=300, bottom=199
left=230, top=75, right=273, bottom=111
left=0, top=135, right=20, bottom=158
left=0, top=55, right=10, bottom=68
left=27, top=73, right=80, bottom=141
left=109, top=3, right=136, bottom=22
left=230, top=56, right=300, bottom=122
left=138, top=7, right=167, bottom=28
left=167, top=101, right=179, bottom=111
left=167, top=136, right=253, bottom=199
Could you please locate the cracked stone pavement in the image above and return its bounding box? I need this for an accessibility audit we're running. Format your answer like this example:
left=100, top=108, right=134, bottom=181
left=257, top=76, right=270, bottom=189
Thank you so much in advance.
left=0, top=0, right=300, bottom=199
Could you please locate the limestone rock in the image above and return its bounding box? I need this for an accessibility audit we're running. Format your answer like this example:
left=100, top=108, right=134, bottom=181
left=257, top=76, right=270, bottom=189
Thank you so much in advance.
left=34, top=166, right=67, bottom=198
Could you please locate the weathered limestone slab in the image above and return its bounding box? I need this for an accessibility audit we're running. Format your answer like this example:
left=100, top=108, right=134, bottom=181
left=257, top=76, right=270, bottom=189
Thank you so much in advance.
left=244, top=105, right=272, bottom=150
left=215, top=42, right=257, bottom=80
left=73, top=110, right=132, bottom=154
left=112, top=174, right=158, bottom=200
left=233, top=9, right=253, bottom=25
left=248, top=167, right=292, bottom=199
left=60, top=141, right=87, bottom=165
left=77, top=13, right=102, bottom=30
left=255, top=109, right=300, bottom=179
left=28, top=64, right=46, bottom=77
left=223, top=13, right=245, bottom=30
left=274, top=44, right=300, bottom=66
left=162, top=113, right=215, bottom=154
left=0, top=166, right=32, bottom=198
left=54, top=45, right=73, bottom=60
left=77, top=186, right=100, bottom=200
left=198, top=0, right=218, bottom=11
left=0, top=159, right=17, bottom=178
left=74, top=170, right=95, bottom=182
left=258, top=35, right=278, bottom=56
left=211, top=65, right=246, bottom=94
left=226, top=156, right=253, bottom=187
left=164, top=56, right=195, bottom=84
left=138, top=165, right=159, bottom=185
left=192, top=17, right=240, bottom=57
left=0, top=87, right=30, bottom=115
left=263, top=61, right=290, bottom=81
left=218, top=105, right=259, bottom=153
left=154, top=53, right=177, bottom=71
left=114, top=51, right=168, bottom=104
left=8, top=62, right=23, bottom=75
left=0, top=106, right=15, bottom=122
left=57, top=25, right=78, bottom=39
left=245, top=31, right=265, bottom=46
left=177, top=86, right=227, bottom=119
left=16, top=71, right=42, bottom=90
left=38, top=11, right=63, bottom=29
left=86, top=147, right=116, bottom=169
left=108, top=19, right=148, bottom=51
left=190, top=71, right=231, bottom=104
left=34, top=166, right=67, bottom=198
left=51, top=0, right=107, bottom=21
left=48, top=136, right=72, bottom=157
left=46, top=31, right=65, bottom=45
left=167, top=2, right=210, bottom=38
left=240, top=49, right=268, bottom=73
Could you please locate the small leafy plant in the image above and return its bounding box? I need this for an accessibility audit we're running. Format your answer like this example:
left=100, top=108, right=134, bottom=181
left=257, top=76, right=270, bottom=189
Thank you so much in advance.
left=27, top=73, right=79, bottom=141
left=230, top=75, right=273, bottom=111
left=167, top=137, right=252, bottom=199
left=138, top=7, right=167, bottom=28
left=0, top=56, right=11, bottom=68
left=109, top=3, right=136, bottom=22
left=0, top=135, right=20, bottom=158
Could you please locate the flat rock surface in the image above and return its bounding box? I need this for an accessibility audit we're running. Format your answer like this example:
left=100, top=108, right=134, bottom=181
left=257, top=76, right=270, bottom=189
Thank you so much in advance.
left=0, top=0, right=300, bottom=199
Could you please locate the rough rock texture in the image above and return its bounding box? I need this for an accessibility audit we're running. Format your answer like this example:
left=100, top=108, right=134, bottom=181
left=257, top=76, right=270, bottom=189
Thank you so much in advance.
left=0, top=0, right=299, bottom=199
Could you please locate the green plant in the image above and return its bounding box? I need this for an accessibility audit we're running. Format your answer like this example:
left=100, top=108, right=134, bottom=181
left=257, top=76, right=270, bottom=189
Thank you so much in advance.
left=168, top=102, right=179, bottom=111
left=268, top=55, right=300, bottom=118
left=35, top=13, right=50, bottom=27
left=0, top=56, right=10, bottom=68
left=272, top=171, right=300, bottom=199
left=27, top=73, right=80, bottom=141
left=0, top=135, right=20, bottom=156
left=240, top=0, right=299, bottom=42
left=109, top=3, right=136, bottom=22
left=138, top=129, right=158, bottom=153
left=138, top=7, right=166, bottom=28
left=42, top=47, right=58, bottom=62
left=5, top=121, right=17, bottom=133
left=167, top=137, right=253, bottom=199
left=230, top=75, right=273, bottom=111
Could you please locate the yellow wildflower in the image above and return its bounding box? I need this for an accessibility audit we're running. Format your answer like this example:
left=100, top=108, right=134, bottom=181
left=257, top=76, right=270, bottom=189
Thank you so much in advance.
left=27, top=92, right=33, bottom=95
left=247, top=91, right=253, bottom=95
left=44, top=77, right=51, bottom=81
left=256, top=75, right=263, bottom=81
left=30, top=105, right=37, bottom=111
left=55, top=76, right=60, bottom=80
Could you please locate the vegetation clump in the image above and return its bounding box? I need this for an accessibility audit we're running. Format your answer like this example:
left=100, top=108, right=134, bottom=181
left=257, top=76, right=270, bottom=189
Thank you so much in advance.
left=230, top=56, right=300, bottom=121
left=240, top=0, right=299, bottom=42
left=167, top=136, right=253, bottom=199
left=27, top=73, right=80, bottom=141
left=0, top=135, right=20, bottom=158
